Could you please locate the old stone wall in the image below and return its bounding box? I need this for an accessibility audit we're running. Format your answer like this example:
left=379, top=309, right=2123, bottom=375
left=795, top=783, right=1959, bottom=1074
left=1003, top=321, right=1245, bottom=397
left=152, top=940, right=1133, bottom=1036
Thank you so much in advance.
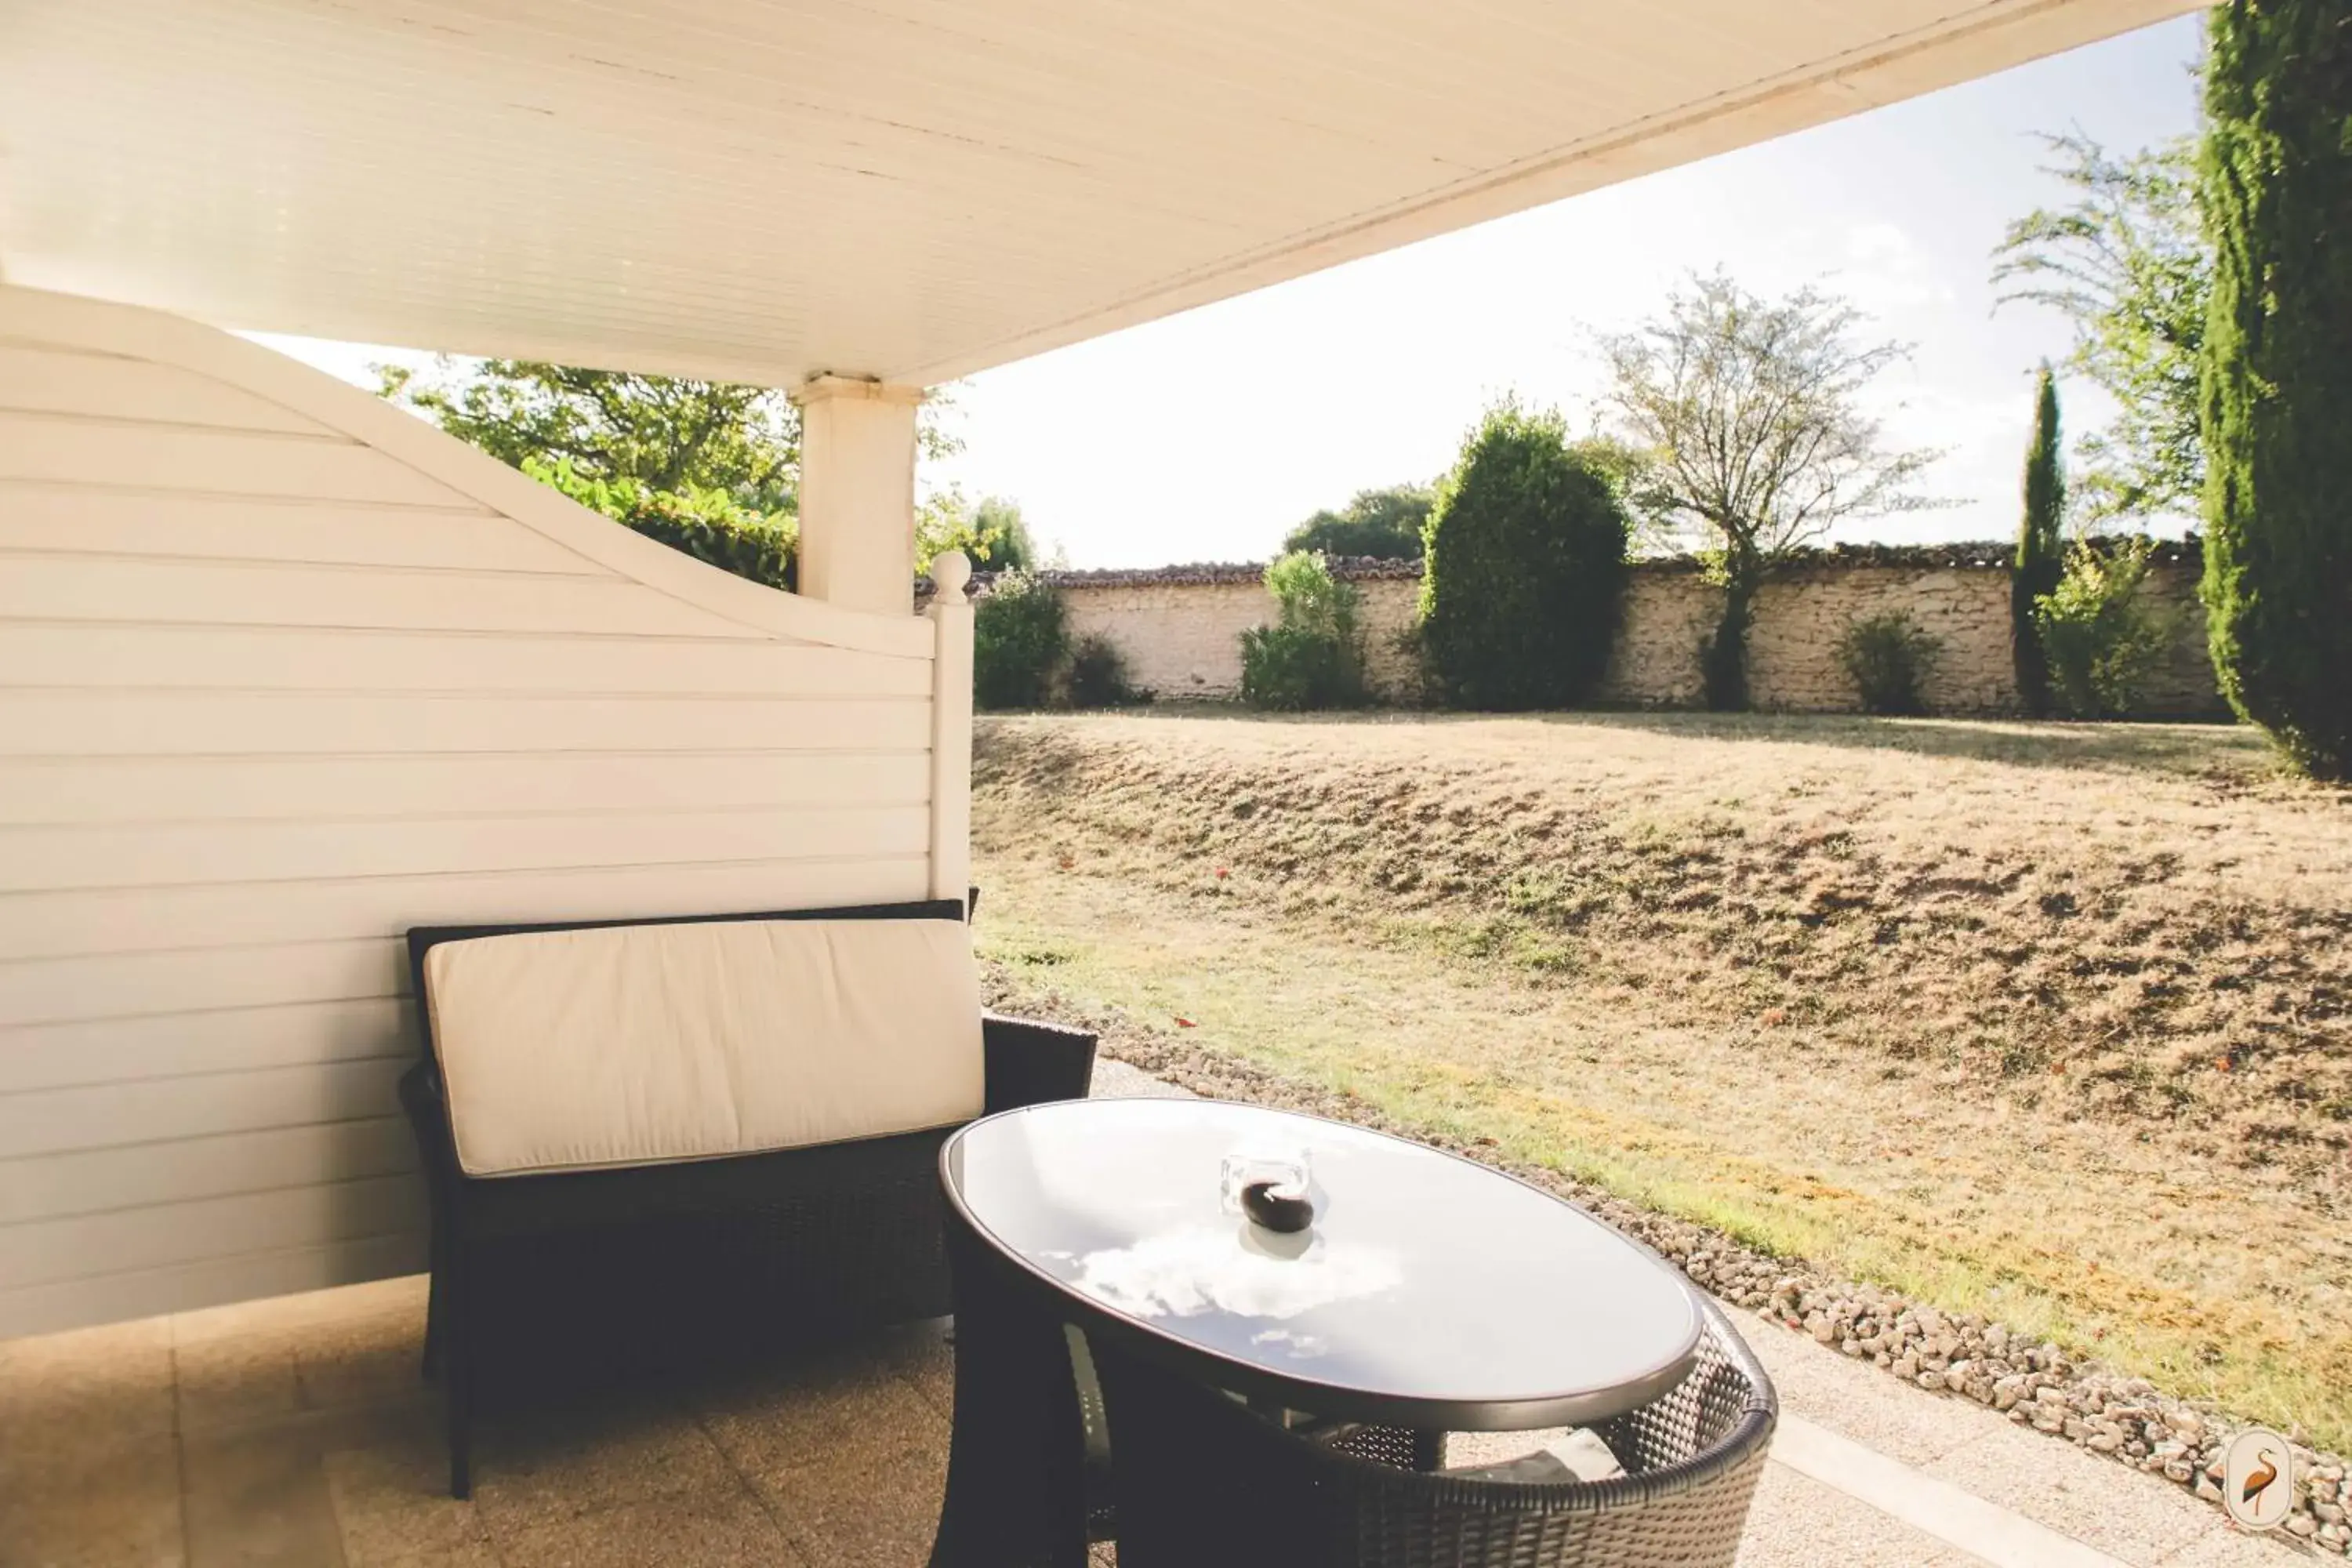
left=2137, top=561, right=2232, bottom=719
left=1025, top=543, right=2228, bottom=718
left=1733, top=561, right=2018, bottom=714
left=1054, top=562, right=1425, bottom=702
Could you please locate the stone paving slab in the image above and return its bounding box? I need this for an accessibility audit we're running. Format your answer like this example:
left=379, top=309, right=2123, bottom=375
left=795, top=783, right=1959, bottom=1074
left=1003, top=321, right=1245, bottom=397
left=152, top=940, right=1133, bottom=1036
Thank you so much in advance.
left=1736, top=1459, right=1988, bottom=1568
left=1775, top=1412, right=2132, bottom=1568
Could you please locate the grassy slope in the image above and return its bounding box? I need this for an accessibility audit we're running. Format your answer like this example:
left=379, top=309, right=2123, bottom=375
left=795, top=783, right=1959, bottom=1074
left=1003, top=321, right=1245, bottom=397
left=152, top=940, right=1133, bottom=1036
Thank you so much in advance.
left=971, top=711, right=2352, bottom=1448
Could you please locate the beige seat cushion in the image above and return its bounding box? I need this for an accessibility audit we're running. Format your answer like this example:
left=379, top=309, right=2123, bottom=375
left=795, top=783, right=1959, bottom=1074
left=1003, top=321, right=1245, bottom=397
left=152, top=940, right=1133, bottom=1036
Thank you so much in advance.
left=424, top=916, right=985, bottom=1178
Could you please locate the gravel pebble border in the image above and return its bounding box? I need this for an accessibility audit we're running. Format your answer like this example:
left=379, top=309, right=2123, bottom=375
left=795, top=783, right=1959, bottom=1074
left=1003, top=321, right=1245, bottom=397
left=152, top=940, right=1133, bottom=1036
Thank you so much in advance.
left=987, top=970, right=2350, bottom=1552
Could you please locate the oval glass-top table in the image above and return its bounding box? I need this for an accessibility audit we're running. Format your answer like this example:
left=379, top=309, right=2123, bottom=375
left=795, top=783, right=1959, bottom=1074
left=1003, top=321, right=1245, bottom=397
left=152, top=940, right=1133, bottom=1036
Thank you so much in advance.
left=927, top=1098, right=1704, bottom=1568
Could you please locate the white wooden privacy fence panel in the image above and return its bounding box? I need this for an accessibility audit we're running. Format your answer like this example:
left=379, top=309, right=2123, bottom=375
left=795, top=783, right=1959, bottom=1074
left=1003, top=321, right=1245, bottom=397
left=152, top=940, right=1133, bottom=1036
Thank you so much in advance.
left=0, top=285, right=970, bottom=1338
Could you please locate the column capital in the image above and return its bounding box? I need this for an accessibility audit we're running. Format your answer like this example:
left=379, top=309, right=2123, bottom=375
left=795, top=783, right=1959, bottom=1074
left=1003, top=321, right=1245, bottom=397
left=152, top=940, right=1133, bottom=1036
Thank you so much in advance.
left=791, top=373, right=927, bottom=408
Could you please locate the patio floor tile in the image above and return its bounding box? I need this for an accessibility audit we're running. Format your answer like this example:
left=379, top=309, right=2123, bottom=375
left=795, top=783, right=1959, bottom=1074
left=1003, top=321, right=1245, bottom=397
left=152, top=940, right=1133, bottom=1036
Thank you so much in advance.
left=349, top=1545, right=500, bottom=1568
left=756, top=1439, right=948, bottom=1568
left=0, top=1434, right=185, bottom=1568
left=694, top=1351, right=949, bottom=1481
left=1733, top=1461, right=1984, bottom=1567
left=296, top=1310, right=427, bottom=1412
left=470, top=1395, right=743, bottom=1532
left=1924, top=1417, right=2220, bottom=1565
left=172, top=1332, right=305, bottom=1434
left=874, top=1318, right=956, bottom=1416
left=322, top=1428, right=494, bottom=1567
left=0, top=1316, right=177, bottom=1457
left=180, top=1425, right=351, bottom=1568
left=492, top=1489, right=805, bottom=1568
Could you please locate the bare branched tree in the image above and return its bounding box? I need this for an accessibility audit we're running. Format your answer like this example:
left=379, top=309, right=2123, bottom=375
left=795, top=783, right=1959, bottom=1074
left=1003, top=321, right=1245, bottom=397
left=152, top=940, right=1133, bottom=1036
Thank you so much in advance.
left=1599, top=273, right=1947, bottom=710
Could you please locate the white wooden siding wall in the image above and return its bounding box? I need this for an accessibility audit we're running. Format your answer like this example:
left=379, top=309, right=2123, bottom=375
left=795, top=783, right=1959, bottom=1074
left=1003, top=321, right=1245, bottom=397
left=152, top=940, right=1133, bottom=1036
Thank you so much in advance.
left=0, top=285, right=950, bottom=1339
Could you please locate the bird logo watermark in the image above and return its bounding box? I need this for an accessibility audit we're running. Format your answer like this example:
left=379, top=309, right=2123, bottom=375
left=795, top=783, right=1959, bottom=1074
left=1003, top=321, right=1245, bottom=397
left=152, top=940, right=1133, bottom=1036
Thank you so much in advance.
left=2220, top=1428, right=2293, bottom=1532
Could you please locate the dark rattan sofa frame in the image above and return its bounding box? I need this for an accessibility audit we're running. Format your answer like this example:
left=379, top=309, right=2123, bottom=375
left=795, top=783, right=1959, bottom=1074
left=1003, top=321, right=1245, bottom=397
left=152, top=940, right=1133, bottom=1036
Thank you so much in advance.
left=399, top=898, right=1097, bottom=1498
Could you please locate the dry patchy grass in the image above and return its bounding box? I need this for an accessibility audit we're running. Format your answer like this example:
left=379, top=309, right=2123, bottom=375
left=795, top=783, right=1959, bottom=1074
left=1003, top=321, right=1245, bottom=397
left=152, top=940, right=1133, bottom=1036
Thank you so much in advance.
left=971, top=710, right=2352, bottom=1447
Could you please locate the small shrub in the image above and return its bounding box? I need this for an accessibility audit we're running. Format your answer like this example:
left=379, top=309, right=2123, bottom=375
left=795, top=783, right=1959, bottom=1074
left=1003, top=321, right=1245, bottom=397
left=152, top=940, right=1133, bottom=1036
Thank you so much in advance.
left=1837, top=612, right=1943, bottom=717
left=1067, top=633, right=1141, bottom=709
left=973, top=572, right=1069, bottom=710
left=1240, top=623, right=1345, bottom=710
left=1240, top=551, right=1366, bottom=710
left=1419, top=401, right=1630, bottom=710
left=2034, top=539, right=2168, bottom=718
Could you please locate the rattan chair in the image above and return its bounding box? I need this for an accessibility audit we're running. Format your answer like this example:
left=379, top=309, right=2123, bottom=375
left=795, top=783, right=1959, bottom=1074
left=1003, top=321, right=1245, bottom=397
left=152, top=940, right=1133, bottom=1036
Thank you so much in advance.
left=1090, top=1293, right=1776, bottom=1568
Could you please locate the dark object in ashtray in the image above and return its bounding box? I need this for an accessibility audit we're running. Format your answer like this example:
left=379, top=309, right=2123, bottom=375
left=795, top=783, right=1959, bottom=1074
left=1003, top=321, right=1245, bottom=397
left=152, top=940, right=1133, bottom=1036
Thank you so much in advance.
left=1242, top=1179, right=1315, bottom=1232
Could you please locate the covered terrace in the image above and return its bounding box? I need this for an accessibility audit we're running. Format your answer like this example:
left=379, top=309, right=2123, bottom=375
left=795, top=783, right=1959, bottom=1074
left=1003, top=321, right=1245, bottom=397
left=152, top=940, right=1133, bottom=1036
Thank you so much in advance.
left=0, top=2, right=2243, bottom=1564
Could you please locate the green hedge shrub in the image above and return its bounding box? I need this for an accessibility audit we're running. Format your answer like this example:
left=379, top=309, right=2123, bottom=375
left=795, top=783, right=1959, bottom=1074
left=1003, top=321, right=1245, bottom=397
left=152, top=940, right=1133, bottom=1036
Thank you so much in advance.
left=1240, top=551, right=1366, bottom=710
left=1418, top=402, right=1631, bottom=709
left=528, top=457, right=795, bottom=590
left=2034, top=539, right=2168, bottom=718
left=1837, top=612, right=1942, bottom=716
left=974, top=572, right=1070, bottom=710
left=2198, top=0, right=2352, bottom=779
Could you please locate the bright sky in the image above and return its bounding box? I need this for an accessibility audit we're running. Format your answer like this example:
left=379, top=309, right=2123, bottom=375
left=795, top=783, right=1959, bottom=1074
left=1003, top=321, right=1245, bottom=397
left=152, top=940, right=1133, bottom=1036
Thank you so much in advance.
left=262, top=15, right=2204, bottom=570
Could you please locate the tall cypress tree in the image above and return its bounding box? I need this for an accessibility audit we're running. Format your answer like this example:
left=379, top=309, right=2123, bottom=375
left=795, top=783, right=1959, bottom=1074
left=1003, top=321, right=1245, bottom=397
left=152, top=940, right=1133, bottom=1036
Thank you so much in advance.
left=2199, top=0, right=2352, bottom=780
left=2014, top=365, right=2067, bottom=717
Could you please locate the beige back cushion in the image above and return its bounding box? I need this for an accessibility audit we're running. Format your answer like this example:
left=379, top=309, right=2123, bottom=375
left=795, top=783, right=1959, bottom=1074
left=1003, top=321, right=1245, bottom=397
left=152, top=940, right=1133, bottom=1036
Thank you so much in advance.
left=423, top=917, right=985, bottom=1178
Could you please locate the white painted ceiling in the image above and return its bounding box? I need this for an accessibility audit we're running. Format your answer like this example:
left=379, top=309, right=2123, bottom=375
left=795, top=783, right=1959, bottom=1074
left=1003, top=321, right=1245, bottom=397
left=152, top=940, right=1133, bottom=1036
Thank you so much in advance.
left=0, top=0, right=2199, bottom=386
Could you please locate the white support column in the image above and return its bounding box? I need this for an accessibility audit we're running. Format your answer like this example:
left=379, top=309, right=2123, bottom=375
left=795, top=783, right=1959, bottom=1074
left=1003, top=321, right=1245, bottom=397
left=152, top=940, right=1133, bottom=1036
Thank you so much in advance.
left=926, top=552, right=975, bottom=907
left=791, top=374, right=924, bottom=615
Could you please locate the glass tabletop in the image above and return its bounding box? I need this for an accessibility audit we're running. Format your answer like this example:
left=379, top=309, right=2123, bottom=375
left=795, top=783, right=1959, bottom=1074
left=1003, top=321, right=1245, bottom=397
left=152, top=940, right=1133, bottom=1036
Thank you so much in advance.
left=941, top=1098, right=1701, bottom=1430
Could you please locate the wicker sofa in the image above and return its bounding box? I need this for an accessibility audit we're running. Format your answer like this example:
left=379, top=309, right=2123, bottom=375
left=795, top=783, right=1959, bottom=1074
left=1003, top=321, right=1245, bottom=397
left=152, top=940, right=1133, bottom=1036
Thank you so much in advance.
left=398, top=898, right=1096, bottom=1497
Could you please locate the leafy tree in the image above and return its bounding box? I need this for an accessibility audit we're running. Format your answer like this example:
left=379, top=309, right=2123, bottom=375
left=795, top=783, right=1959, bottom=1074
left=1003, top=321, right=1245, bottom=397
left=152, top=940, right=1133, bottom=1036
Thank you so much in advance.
left=1563, top=434, right=1675, bottom=553
left=2198, top=0, right=2352, bottom=780
left=1992, top=134, right=2209, bottom=521
left=969, top=495, right=1040, bottom=572
left=382, top=356, right=964, bottom=519
left=380, top=360, right=801, bottom=510
left=916, top=490, right=1042, bottom=575
left=2015, top=365, right=2068, bottom=716
left=1240, top=551, right=1367, bottom=710
left=1283, top=485, right=1434, bottom=561
left=1599, top=274, right=1942, bottom=710
left=1418, top=400, right=1630, bottom=710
